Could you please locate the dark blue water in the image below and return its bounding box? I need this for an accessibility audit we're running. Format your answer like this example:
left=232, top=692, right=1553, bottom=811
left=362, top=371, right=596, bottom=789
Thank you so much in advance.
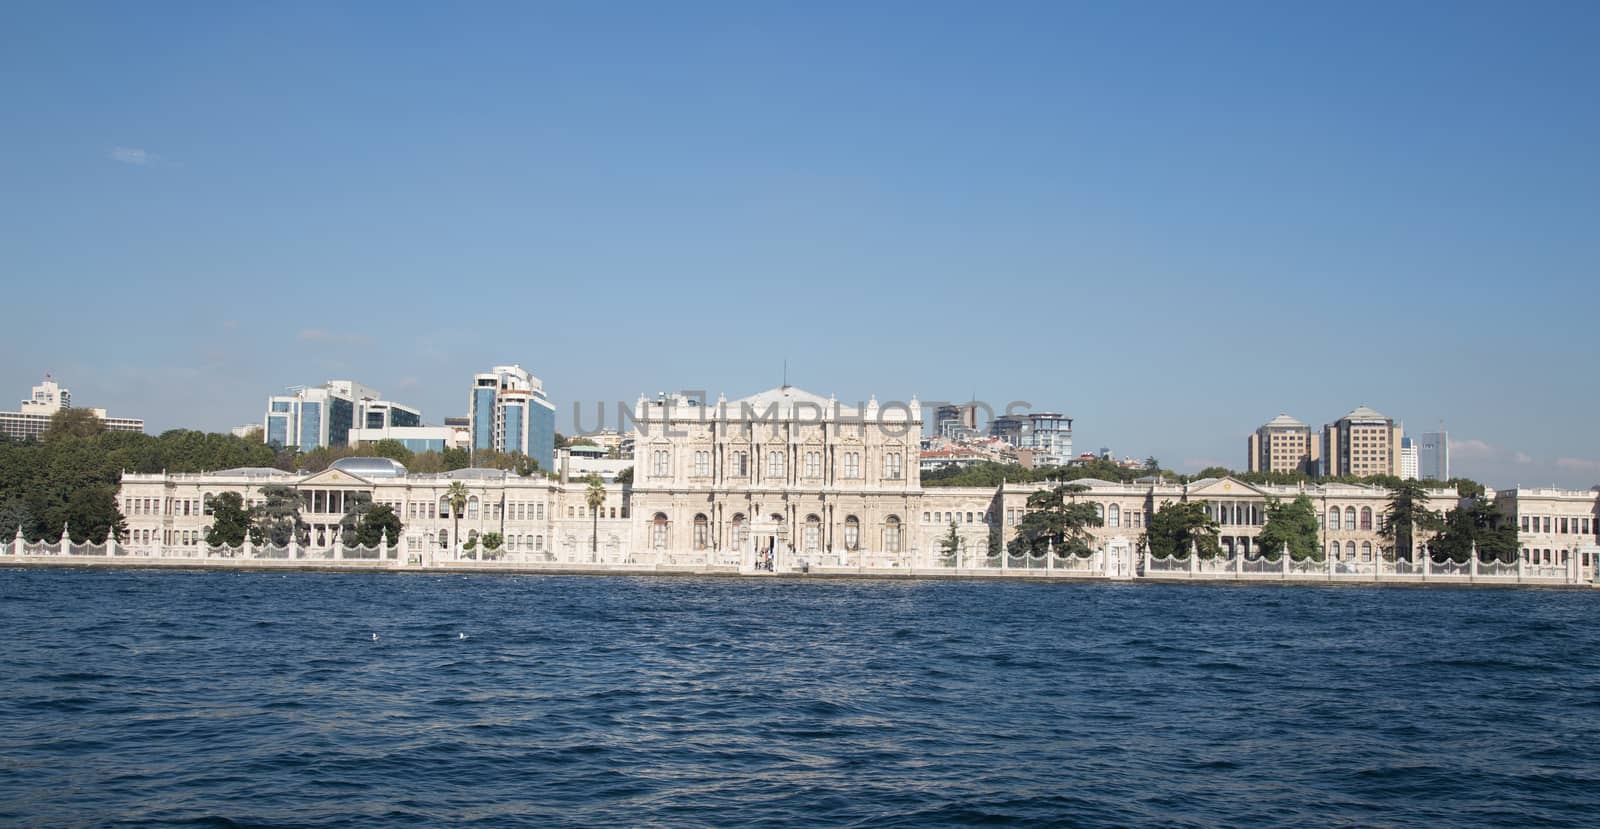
left=2, top=571, right=1597, bottom=828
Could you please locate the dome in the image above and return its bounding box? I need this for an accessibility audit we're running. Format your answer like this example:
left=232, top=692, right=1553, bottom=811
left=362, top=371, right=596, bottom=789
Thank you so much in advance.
left=329, top=456, right=408, bottom=479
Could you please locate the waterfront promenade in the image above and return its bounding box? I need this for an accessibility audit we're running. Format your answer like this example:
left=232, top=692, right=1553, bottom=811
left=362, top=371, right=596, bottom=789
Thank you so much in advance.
left=6, top=531, right=1594, bottom=587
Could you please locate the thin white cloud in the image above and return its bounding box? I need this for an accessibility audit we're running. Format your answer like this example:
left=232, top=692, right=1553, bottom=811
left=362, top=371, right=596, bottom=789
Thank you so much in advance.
left=111, top=146, right=156, bottom=166
left=1556, top=457, right=1600, bottom=472
left=1514, top=452, right=1534, bottom=465
left=1448, top=438, right=1496, bottom=459
left=298, top=328, right=372, bottom=347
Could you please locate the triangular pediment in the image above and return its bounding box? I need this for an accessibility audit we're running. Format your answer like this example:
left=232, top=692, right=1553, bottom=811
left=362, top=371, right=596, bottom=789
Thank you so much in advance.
left=298, top=467, right=372, bottom=488
left=1186, top=476, right=1266, bottom=498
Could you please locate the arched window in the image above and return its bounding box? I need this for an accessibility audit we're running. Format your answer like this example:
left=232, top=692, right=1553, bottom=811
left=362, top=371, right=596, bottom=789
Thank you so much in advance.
left=1361, top=541, right=1372, bottom=561
left=693, top=451, right=709, bottom=477
left=1360, top=507, right=1373, bottom=531
left=1346, top=541, right=1357, bottom=559
left=1344, top=507, right=1356, bottom=532
left=1108, top=504, right=1121, bottom=528
left=767, top=451, right=785, bottom=478
left=884, top=452, right=902, bottom=479
left=843, top=452, right=860, bottom=478
left=731, top=513, right=748, bottom=550
left=884, top=515, right=902, bottom=553
left=804, top=514, right=820, bottom=552
left=731, top=451, right=748, bottom=476
left=1094, top=503, right=1105, bottom=521
left=652, top=449, right=670, bottom=477
left=438, top=529, right=449, bottom=549
left=805, top=451, right=821, bottom=478
left=693, top=514, right=708, bottom=550
left=652, top=513, right=668, bottom=550
left=468, top=496, right=480, bottom=520
left=1328, top=508, right=1341, bottom=530
left=844, top=515, right=860, bottom=550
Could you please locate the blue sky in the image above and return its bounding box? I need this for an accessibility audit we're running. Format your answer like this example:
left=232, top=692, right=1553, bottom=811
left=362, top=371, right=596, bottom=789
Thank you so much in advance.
left=3, top=2, right=1596, bottom=489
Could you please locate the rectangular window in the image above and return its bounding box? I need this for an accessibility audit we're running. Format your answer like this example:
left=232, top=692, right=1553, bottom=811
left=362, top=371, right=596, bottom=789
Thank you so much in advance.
left=843, top=452, right=859, bottom=478
left=694, top=451, right=709, bottom=477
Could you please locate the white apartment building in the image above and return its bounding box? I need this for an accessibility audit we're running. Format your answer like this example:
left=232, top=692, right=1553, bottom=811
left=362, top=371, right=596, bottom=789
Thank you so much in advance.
left=0, top=377, right=143, bottom=441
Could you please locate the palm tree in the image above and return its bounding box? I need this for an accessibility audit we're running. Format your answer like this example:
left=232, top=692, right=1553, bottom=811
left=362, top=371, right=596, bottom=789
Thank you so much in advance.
left=446, top=481, right=468, bottom=560
left=585, top=474, right=605, bottom=560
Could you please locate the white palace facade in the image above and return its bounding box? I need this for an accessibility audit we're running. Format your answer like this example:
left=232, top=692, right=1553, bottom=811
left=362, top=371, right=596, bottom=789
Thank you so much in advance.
left=107, top=385, right=1593, bottom=577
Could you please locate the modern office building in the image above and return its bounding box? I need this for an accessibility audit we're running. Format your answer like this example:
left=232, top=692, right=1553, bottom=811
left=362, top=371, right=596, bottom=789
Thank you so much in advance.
left=0, top=377, right=144, bottom=441
left=347, top=424, right=469, bottom=453
left=264, top=380, right=423, bottom=451
left=1416, top=430, right=1449, bottom=481
left=934, top=403, right=981, bottom=441
left=988, top=411, right=1073, bottom=467
left=1400, top=437, right=1419, bottom=480
left=1322, top=406, right=1403, bottom=478
left=1246, top=414, right=1321, bottom=475
left=469, top=365, right=556, bottom=472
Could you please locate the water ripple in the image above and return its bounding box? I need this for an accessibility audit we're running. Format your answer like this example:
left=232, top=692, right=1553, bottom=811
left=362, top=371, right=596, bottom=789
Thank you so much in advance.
left=1, top=570, right=1598, bottom=828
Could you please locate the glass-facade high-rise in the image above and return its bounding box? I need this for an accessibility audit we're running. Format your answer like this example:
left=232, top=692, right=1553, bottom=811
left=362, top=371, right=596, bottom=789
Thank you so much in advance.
left=472, top=386, right=497, bottom=450
left=504, top=404, right=524, bottom=455
left=469, top=365, right=556, bottom=472
left=264, top=381, right=426, bottom=451
left=299, top=401, right=322, bottom=449
left=328, top=398, right=353, bottom=448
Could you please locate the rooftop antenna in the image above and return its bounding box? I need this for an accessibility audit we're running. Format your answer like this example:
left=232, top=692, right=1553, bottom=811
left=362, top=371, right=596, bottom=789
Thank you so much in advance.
left=782, top=358, right=788, bottom=389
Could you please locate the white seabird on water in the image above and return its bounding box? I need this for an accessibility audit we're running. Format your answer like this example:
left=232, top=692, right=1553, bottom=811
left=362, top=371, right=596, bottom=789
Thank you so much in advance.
left=458, top=632, right=468, bottom=640
left=371, top=633, right=380, bottom=641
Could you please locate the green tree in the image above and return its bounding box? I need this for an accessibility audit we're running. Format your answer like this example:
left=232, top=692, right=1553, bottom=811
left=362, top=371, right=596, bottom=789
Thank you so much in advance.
left=0, top=498, right=35, bottom=541
left=481, top=531, right=504, bottom=558
left=441, top=447, right=471, bottom=470
left=352, top=504, right=403, bottom=549
left=446, top=481, right=469, bottom=556
left=338, top=492, right=376, bottom=546
left=42, top=408, right=105, bottom=441
left=1432, top=498, right=1519, bottom=563
left=1381, top=480, right=1444, bottom=561
left=1146, top=500, right=1221, bottom=559
left=1256, top=495, right=1321, bottom=560
left=615, top=467, right=633, bottom=485
left=1008, top=483, right=1102, bottom=557
left=585, top=474, right=605, bottom=556
left=368, top=439, right=414, bottom=464
left=252, top=484, right=305, bottom=546
left=939, top=521, right=962, bottom=564
left=205, top=491, right=252, bottom=547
